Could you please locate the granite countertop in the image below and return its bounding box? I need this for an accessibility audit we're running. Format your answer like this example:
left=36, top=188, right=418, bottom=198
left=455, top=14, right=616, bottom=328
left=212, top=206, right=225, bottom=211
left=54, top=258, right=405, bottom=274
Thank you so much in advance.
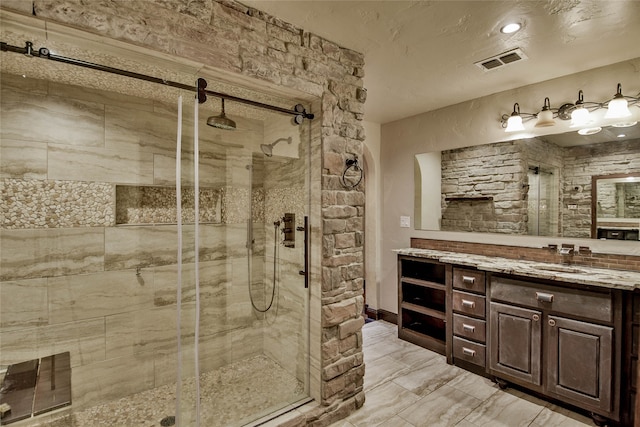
left=394, top=248, right=640, bottom=291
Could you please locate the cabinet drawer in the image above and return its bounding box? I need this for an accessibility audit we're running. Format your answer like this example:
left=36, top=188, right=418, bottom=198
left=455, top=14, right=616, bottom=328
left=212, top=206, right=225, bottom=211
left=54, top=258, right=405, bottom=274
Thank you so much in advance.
left=453, top=268, right=486, bottom=294
left=453, top=336, right=486, bottom=367
left=453, top=290, right=485, bottom=318
left=491, top=276, right=612, bottom=323
left=453, top=314, right=486, bottom=343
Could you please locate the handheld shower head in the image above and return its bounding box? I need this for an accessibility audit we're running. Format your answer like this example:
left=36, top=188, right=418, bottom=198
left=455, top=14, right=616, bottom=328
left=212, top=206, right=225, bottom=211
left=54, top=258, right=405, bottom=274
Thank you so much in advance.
left=207, top=98, right=236, bottom=130
left=260, top=137, right=292, bottom=157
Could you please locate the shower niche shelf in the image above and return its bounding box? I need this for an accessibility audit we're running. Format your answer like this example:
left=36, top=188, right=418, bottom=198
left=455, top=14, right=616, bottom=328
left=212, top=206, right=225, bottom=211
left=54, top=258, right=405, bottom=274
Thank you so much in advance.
left=398, top=256, right=450, bottom=355
left=115, top=185, right=222, bottom=226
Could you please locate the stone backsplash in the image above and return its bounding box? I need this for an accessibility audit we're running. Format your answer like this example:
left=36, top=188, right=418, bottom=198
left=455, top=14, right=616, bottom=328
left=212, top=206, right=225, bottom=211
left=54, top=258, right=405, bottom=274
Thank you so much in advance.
left=411, top=237, right=640, bottom=272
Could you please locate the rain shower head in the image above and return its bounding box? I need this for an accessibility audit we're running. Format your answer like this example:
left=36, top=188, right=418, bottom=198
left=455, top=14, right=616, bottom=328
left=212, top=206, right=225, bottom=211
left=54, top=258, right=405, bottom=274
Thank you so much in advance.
left=260, top=137, right=292, bottom=157
left=207, top=98, right=236, bottom=130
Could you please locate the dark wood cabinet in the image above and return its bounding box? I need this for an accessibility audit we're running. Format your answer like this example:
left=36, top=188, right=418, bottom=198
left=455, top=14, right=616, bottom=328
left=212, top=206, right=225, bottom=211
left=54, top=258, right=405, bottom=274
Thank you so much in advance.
left=489, top=302, right=542, bottom=387
left=397, top=256, right=449, bottom=355
left=489, top=275, right=621, bottom=422
left=451, top=267, right=487, bottom=370
left=546, top=315, right=613, bottom=414
left=396, top=254, right=632, bottom=425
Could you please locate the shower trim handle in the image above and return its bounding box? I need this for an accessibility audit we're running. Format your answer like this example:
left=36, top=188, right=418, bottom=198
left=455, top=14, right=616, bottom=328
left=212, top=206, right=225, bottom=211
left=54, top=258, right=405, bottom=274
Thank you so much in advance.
left=301, top=216, right=309, bottom=289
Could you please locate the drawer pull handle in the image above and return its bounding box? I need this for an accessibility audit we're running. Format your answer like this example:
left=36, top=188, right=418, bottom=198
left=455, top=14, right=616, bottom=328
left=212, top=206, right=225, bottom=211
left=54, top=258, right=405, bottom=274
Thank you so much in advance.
left=462, top=276, right=475, bottom=285
left=462, top=324, right=475, bottom=333
left=462, top=347, right=476, bottom=357
left=549, top=319, right=556, bottom=327
left=532, top=314, right=540, bottom=322
left=461, top=299, right=475, bottom=309
left=536, top=292, right=554, bottom=303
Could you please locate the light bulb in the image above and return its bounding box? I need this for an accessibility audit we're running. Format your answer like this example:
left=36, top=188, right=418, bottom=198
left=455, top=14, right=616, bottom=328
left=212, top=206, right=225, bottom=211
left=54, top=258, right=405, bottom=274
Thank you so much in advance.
left=570, top=107, right=591, bottom=127
left=505, top=115, right=524, bottom=132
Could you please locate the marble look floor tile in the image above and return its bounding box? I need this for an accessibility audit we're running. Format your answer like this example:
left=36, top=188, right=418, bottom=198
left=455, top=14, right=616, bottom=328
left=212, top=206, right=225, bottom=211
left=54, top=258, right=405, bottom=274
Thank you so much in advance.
left=462, top=387, right=545, bottom=426
left=398, top=385, right=482, bottom=427
left=452, top=420, right=477, bottom=427
left=362, top=320, right=396, bottom=338
left=343, top=381, right=420, bottom=427
left=364, top=355, right=411, bottom=392
left=376, top=415, right=414, bottom=427
left=385, top=340, right=441, bottom=368
left=363, top=334, right=412, bottom=365
left=392, top=355, right=463, bottom=396
left=445, top=371, right=499, bottom=401
left=530, top=405, right=593, bottom=427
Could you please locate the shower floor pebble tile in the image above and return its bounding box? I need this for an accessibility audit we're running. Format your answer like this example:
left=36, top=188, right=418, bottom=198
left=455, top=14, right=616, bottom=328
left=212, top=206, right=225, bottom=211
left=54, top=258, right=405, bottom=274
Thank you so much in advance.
left=22, top=355, right=303, bottom=427
left=330, top=320, right=595, bottom=427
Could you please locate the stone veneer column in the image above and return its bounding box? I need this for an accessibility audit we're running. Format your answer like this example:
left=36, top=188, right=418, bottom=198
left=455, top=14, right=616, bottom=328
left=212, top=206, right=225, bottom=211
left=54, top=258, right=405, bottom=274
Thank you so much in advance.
left=0, top=0, right=367, bottom=424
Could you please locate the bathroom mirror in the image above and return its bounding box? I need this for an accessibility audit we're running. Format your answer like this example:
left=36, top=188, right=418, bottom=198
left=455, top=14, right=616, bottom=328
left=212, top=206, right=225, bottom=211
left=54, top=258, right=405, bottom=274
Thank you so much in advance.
left=415, top=123, right=640, bottom=239
left=592, top=173, right=640, bottom=240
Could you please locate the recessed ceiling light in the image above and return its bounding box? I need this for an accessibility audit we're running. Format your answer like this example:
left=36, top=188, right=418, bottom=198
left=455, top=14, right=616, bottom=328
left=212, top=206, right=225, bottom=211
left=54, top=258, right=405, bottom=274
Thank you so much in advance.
left=500, top=23, right=522, bottom=34
left=617, top=134, right=626, bottom=138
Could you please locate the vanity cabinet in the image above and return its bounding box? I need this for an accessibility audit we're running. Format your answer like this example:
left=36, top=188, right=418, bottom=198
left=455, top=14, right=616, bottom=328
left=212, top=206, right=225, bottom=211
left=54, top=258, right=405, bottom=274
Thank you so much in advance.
left=451, top=268, right=487, bottom=370
left=397, top=256, right=450, bottom=355
left=396, top=252, right=637, bottom=425
left=489, top=302, right=542, bottom=387
left=489, top=275, right=621, bottom=421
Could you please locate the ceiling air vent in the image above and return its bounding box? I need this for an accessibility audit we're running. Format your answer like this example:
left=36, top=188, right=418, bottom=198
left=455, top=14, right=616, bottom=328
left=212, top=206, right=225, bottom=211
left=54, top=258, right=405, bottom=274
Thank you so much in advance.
left=475, top=48, right=528, bottom=72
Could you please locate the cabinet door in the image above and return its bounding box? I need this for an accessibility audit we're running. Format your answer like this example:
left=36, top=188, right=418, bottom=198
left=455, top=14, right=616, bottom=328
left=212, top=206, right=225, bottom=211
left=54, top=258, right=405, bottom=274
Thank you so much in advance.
left=489, top=302, right=542, bottom=386
left=546, top=315, right=613, bottom=414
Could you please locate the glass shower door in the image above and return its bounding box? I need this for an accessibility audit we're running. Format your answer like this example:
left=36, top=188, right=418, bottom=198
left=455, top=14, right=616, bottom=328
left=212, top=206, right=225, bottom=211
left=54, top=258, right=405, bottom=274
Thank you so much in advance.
left=177, top=97, right=311, bottom=426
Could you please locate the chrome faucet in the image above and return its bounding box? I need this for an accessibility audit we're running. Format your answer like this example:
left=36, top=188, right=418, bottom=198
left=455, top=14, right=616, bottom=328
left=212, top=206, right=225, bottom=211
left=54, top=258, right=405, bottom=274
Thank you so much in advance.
left=559, top=246, right=573, bottom=255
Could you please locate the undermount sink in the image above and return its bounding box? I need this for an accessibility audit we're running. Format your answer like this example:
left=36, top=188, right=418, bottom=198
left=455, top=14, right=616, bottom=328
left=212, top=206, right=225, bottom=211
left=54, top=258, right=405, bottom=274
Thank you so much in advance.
left=529, top=264, right=588, bottom=274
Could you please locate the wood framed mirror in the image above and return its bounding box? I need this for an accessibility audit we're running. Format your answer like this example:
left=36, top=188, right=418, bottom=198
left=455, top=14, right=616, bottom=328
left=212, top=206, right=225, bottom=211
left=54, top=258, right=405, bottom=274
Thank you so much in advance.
left=591, top=173, right=640, bottom=240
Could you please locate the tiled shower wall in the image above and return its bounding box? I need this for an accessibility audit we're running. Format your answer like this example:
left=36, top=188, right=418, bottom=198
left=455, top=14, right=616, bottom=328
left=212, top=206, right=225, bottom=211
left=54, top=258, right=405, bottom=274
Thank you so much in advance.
left=2, top=0, right=368, bottom=423
left=0, top=73, right=274, bottom=409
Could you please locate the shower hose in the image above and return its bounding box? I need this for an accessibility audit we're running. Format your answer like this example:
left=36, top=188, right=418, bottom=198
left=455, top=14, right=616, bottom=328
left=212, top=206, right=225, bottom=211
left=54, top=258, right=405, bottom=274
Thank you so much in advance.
left=248, top=220, right=278, bottom=312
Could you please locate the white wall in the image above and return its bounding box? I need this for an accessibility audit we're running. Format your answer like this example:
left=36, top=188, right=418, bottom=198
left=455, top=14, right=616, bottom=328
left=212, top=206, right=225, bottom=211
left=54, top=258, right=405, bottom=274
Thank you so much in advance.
left=379, top=58, right=640, bottom=314
left=415, top=152, right=442, bottom=230
left=363, top=120, right=381, bottom=310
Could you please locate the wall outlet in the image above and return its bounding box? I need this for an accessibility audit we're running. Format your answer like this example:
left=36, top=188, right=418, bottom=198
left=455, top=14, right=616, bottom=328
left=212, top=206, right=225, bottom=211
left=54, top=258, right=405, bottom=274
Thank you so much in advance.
left=567, top=204, right=578, bottom=210
left=400, top=216, right=411, bottom=228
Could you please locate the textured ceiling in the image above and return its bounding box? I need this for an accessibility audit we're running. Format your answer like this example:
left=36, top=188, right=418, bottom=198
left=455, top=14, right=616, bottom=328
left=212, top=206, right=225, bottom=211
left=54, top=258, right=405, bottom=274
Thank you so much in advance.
left=242, top=0, right=640, bottom=124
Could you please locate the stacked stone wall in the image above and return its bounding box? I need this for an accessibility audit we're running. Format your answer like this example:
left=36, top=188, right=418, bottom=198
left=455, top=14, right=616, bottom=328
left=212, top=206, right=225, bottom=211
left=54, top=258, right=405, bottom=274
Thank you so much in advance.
left=441, top=141, right=527, bottom=234
left=1, top=0, right=366, bottom=425
left=563, top=138, right=640, bottom=238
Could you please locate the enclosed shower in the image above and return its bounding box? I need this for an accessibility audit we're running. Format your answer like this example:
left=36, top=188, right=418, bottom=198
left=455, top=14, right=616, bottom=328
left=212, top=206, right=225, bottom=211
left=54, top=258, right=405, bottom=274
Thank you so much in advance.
left=527, top=165, right=560, bottom=236
left=0, top=20, right=318, bottom=427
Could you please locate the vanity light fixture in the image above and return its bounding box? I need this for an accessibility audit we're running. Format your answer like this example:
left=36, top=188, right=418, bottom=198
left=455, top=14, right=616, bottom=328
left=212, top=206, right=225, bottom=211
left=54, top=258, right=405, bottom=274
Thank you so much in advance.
left=534, top=97, right=555, bottom=127
left=500, top=82, right=639, bottom=133
left=505, top=103, right=526, bottom=132
left=605, top=83, right=632, bottom=119
left=570, top=90, right=591, bottom=127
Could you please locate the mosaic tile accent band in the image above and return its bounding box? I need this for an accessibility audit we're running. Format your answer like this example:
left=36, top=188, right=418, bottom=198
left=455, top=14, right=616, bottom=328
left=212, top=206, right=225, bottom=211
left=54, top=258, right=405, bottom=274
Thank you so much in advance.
left=1, top=179, right=114, bottom=229
left=115, top=185, right=222, bottom=225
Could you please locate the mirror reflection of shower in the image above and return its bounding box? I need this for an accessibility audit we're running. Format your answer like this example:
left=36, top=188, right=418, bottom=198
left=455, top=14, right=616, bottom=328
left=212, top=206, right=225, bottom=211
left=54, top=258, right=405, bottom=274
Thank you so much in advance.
left=261, top=136, right=292, bottom=157
left=527, top=165, right=560, bottom=236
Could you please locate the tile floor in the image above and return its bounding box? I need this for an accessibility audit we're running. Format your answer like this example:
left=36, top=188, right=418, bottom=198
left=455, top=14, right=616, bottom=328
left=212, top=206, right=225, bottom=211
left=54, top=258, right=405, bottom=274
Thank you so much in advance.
left=331, top=320, right=595, bottom=427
